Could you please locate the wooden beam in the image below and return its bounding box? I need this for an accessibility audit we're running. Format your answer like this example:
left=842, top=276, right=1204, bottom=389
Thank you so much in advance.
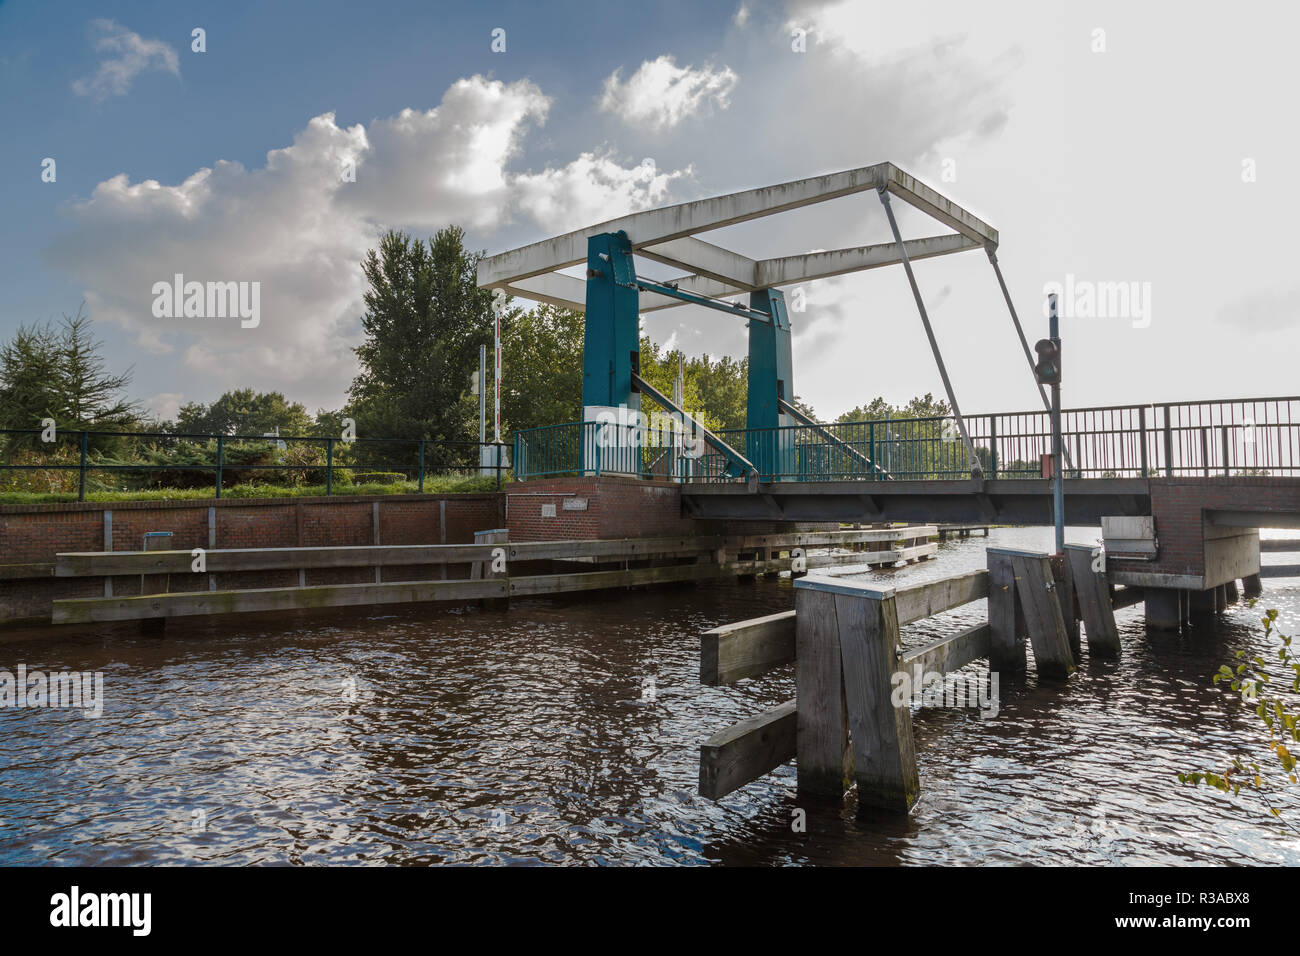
left=722, top=526, right=936, bottom=549
left=893, top=569, right=988, bottom=625
left=51, top=563, right=730, bottom=625
left=1064, top=544, right=1120, bottom=659
left=699, top=699, right=797, bottom=800
left=898, top=623, right=991, bottom=684
left=832, top=586, right=920, bottom=813
left=1261, top=539, right=1300, bottom=552
left=1261, top=564, right=1300, bottom=578
left=793, top=584, right=854, bottom=799
left=701, top=610, right=796, bottom=685
left=1006, top=550, right=1075, bottom=679
left=55, top=528, right=939, bottom=578
left=987, top=549, right=1027, bottom=674
left=0, top=562, right=54, bottom=581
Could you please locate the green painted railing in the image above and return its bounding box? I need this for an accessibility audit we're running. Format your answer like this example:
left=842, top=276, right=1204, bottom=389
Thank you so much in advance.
left=513, top=396, right=1300, bottom=483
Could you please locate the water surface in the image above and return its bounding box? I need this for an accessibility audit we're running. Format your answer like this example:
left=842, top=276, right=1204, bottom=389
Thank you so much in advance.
left=1, top=526, right=1297, bottom=865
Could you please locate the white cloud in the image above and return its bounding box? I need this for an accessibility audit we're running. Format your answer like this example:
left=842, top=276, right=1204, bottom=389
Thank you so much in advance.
left=599, top=56, right=738, bottom=130
left=143, top=392, right=185, bottom=422
left=45, top=76, right=693, bottom=409
left=514, top=153, right=692, bottom=233
left=343, top=78, right=550, bottom=230
left=72, top=19, right=179, bottom=100
left=1216, top=284, right=1299, bottom=333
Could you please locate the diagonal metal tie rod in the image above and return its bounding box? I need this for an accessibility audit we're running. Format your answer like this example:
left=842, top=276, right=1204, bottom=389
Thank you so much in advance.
left=877, top=187, right=983, bottom=478
left=986, top=247, right=1074, bottom=472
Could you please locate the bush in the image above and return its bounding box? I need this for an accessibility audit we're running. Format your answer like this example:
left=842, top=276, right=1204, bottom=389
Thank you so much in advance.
left=347, top=471, right=405, bottom=484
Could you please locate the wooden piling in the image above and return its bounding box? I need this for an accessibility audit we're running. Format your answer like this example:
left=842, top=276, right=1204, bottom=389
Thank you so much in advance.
left=986, top=549, right=1026, bottom=675
left=835, top=586, right=919, bottom=813
left=794, top=576, right=918, bottom=812
left=1243, top=573, right=1263, bottom=598
left=1050, top=553, right=1080, bottom=660
left=793, top=582, right=854, bottom=800
left=988, top=548, right=1074, bottom=679
left=1064, top=544, right=1120, bottom=659
left=1225, top=579, right=1240, bottom=604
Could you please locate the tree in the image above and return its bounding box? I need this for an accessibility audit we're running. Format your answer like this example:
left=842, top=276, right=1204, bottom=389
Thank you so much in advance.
left=788, top=395, right=818, bottom=422
left=500, top=302, right=582, bottom=433
left=172, top=389, right=313, bottom=436
left=346, top=228, right=492, bottom=468
left=833, top=393, right=959, bottom=478
left=311, top=408, right=350, bottom=439
left=0, top=306, right=138, bottom=450
left=637, top=337, right=749, bottom=432
left=0, top=323, right=60, bottom=434
left=56, top=306, right=137, bottom=430
left=836, top=392, right=952, bottom=423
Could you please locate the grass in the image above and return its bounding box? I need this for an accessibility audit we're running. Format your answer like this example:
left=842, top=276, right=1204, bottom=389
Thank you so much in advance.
left=0, top=472, right=507, bottom=505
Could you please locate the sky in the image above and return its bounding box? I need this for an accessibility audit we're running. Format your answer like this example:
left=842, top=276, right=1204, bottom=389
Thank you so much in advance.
left=1, top=0, right=1297, bottom=425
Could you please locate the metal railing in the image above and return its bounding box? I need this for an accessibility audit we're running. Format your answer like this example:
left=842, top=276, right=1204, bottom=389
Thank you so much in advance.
left=512, top=396, right=1300, bottom=483
left=513, top=419, right=697, bottom=482
left=0, top=427, right=510, bottom=501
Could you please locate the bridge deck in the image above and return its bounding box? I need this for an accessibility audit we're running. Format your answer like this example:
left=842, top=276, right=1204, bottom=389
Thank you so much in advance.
left=681, top=477, right=1153, bottom=525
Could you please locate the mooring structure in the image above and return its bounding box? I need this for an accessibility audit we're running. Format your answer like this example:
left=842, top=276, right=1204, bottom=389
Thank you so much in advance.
left=697, top=543, right=1140, bottom=812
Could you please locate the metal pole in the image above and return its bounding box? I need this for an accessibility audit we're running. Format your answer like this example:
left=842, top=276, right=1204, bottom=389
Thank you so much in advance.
left=493, top=306, right=502, bottom=446
left=78, top=430, right=88, bottom=502
left=418, top=439, right=425, bottom=493
left=215, top=436, right=223, bottom=499
left=1050, top=294, right=1064, bottom=555
left=479, top=344, right=487, bottom=446
left=1163, top=408, right=1173, bottom=478
left=326, top=438, right=334, bottom=496
left=987, top=248, right=1074, bottom=473
left=1138, top=406, right=1149, bottom=477
left=878, top=187, right=982, bottom=477
left=479, top=343, right=487, bottom=478
left=989, top=417, right=998, bottom=478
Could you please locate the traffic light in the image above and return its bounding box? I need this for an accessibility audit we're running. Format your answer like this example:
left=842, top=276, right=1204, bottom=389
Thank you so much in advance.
left=1034, top=337, right=1061, bottom=386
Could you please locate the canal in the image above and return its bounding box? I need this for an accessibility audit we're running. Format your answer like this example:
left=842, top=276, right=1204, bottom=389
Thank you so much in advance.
left=1, top=527, right=1297, bottom=865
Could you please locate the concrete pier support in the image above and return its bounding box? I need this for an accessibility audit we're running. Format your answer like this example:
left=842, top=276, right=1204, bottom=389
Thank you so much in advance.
left=1225, top=579, right=1239, bottom=604
left=1188, top=589, right=1216, bottom=615
left=1243, top=573, right=1263, bottom=598
left=1145, top=587, right=1183, bottom=630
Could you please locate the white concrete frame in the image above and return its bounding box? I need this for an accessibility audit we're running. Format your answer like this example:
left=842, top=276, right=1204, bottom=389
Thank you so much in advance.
left=476, top=162, right=996, bottom=312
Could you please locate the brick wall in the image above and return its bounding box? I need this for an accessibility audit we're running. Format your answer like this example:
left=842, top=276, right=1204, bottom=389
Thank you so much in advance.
left=506, top=476, right=697, bottom=541
left=1110, top=477, right=1300, bottom=581
left=504, top=475, right=838, bottom=541
left=0, top=492, right=503, bottom=626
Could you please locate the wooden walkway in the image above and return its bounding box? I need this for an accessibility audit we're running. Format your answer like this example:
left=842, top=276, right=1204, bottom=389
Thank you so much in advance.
left=48, top=526, right=938, bottom=626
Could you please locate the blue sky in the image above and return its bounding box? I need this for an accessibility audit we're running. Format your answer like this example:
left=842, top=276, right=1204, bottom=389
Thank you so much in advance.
left=2, top=0, right=1297, bottom=422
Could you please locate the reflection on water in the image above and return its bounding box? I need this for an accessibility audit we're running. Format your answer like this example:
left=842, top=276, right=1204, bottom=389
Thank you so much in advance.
left=1, top=526, right=1297, bottom=865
